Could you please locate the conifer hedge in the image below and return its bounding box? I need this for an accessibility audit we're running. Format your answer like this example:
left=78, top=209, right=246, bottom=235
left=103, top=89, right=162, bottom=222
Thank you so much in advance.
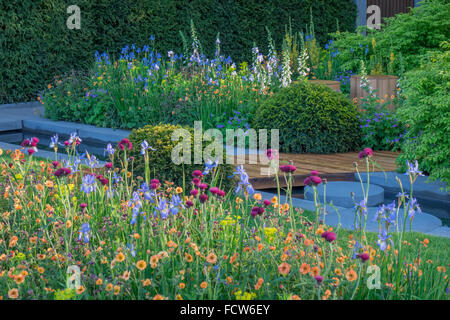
left=0, top=0, right=356, bottom=103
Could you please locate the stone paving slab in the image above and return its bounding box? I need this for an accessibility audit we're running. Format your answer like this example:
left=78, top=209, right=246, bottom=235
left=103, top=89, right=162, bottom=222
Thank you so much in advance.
left=304, top=181, right=384, bottom=208
left=0, top=120, right=22, bottom=131
left=0, top=141, right=105, bottom=168
left=427, top=226, right=450, bottom=238
left=1, top=102, right=130, bottom=144
left=257, top=190, right=448, bottom=237
left=356, top=172, right=449, bottom=200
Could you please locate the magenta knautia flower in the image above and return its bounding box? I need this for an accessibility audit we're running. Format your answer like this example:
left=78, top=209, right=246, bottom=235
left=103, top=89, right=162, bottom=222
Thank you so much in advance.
left=54, top=167, right=71, bottom=177
left=250, top=206, right=265, bottom=217
left=280, top=164, right=296, bottom=173
left=52, top=161, right=60, bottom=168
left=96, top=174, right=109, bottom=186
left=198, top=183, right=208, bottom=190
left=190, top=189, right=199, bottom=197
left=325, top=232, right=336, bottom=242
left=315, top=275, right=324, bottom=284
left=209, top=187, right=220, bottom=195
left=304, top=174, right=322, bottom=186
left=150, top=179, right=160, bottom=190
left=80, top=203, right=87, bottom=209
left=266, top=148, right=279, bottom=160
left=186, top=200, right=194, bottom=208
left=21, top=137, right=39, bottom=155
left=359, top=252, right=370, bottom=262
left=105, top=162, right=113, bottom=169
left=118, top=138, right=132, bottom=151
left=358, top=147, right=373, bottom=159
left=192, top=170, right=203, bottom=178
left=263, top=199, right=271, bottom=206
left=310, top=170, right=319, bottom=176
left=199, top=194, right=209, bottom=203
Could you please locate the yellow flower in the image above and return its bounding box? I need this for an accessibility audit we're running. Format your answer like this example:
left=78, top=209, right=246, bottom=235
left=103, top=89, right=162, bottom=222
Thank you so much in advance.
left=234, top=290, right=256, bottom=300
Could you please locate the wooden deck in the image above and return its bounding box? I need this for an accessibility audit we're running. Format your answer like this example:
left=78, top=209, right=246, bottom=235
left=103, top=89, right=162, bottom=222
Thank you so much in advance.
left=240, top=150, right=400, bottom=189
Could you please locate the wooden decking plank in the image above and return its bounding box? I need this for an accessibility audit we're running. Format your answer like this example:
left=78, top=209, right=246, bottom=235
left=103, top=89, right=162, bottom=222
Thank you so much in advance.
left=236, top=150, right=400, bottom=189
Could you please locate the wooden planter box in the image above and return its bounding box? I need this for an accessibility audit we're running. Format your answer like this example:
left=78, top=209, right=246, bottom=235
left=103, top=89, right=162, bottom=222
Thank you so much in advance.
left=309, top=80, right=341, bottom=92
left=350, top=75, right=398, bottom=110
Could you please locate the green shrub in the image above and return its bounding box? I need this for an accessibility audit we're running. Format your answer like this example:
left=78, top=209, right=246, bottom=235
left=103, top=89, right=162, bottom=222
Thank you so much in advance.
left=253, top=81, right=361, bottom=154
left=330, top=0, right=450, bottom=76
left=357, top=61, right=406, bottom=151
left=396, top=44, right=450, bottom=186
left=1, top=0, right=356, bottom=103
left=126, top=123, right=236, bottom=191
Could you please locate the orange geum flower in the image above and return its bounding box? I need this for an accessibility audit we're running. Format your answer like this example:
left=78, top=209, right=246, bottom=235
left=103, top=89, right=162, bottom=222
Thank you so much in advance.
left=278, top=262, right=291, bottom=276
left=200, top=281, right=208, bottom=289
left=96, top=278, right=103, bottom=285
left=153, top=294, right=165, bottom=300
left=114, top=285, right=121, bottom=295
left=150, top=255, right=160, bottom=265
left=120, top=271, right=131, bottom=281
left=45, top=180, right=54, bottom=188
left=115, top=253, right=125, bottom=262
left=105, top=283, right=113, bottom=291
left=76, top=286, right=85, bottom=294
left=184, top=253, right=193, bottom=263
left=206, top=252, right=217, bottom=264
left=332, top=277, right=340, bottom=286
left=8, top=288, right=19, bottom=299
left=167, top=241, right=177, bottom=248
left=9, top=236, right=18, bottom=248
left=179, top=283, right=186, bottom=289
left=253, top=193, right=262, bottom=201
left=346, top=269, right=358, bottom=282
left=14, top=274, right=25, bottom=285
left=37, top=267, right=45, bottom=274
left=136, top=260, right=147, bottom=271
left=142, top=279, right=151, bottom=287
left=311, top=266, right=320, bottom=277
left=255, top=278, right=264, bottom=290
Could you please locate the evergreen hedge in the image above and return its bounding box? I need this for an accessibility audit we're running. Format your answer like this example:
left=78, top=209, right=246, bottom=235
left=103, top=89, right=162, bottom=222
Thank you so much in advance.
left=0, top=0, right=356, bottom=103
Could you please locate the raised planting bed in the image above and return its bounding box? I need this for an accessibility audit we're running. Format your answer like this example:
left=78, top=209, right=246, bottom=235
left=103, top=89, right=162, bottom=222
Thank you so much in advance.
left=350, top=75, right=398, bottom=110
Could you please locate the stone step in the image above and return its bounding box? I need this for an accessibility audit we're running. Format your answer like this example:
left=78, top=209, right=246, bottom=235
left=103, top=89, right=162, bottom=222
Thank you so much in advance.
left=0, top=120, right=22, bottom=132
left=304, top=181, right=384, bottom=208
left=257, top=191, right=443, bottom=236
